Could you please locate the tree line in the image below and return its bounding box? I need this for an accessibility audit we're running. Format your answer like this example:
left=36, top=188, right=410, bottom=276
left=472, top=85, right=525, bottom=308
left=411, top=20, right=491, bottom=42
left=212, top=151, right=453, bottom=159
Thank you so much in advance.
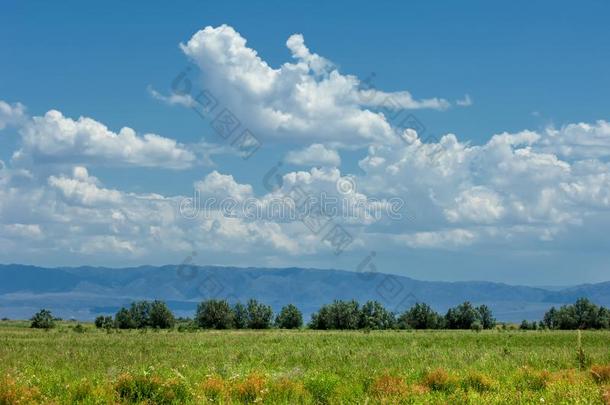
left=27, top=297, right=610, bottom=331
left=521, top=298, right=610, bottom=330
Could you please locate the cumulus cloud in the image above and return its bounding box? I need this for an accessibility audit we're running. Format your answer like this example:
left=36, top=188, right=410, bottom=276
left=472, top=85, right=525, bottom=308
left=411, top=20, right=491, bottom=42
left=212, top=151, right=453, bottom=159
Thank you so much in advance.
left=536, top=120, right=610, bottom=159
left=13, top=109, right=196, bottom=169
left=0, top=100, right=26, bottom=130
left=178, top=25, right=452, bottom=145
left=284, top=144, right=341, bottom=167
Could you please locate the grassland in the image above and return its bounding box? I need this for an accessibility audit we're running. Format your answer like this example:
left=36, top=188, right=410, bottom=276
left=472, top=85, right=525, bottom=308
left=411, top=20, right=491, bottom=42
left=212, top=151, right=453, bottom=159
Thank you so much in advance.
left=1, top=321, right=609, bottom=404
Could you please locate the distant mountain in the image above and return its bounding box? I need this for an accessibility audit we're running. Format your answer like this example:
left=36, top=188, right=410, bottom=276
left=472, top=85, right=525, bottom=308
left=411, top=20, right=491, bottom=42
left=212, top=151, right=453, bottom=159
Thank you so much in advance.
left=1, top=264, right=608, bottom=322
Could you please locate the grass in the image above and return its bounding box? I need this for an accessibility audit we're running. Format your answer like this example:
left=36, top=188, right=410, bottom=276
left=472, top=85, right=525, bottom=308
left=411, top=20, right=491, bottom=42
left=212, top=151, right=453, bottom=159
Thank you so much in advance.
left=0, top=321, right=610, bottom=403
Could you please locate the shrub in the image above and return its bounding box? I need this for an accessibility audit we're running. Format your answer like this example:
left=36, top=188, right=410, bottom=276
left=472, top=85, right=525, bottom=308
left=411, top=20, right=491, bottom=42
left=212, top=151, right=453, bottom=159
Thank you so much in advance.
left=233, top=373, right=267, bottom=403
left=30, top=309, right=55, bottom=329
left=471, top=320, right=483, bottom=332
left=0, top=374, right=41, bottom=404
left=115, top=373, right=189, bottom=404
left=590, top=365, right=610, bottom=384
left=200, top=376, right=227, bottom=402
left=461, top=371, right=494, bottom=392
left=515, top=367, right=551, bottom=391
left=423, top=368, right=458, bottom=392
left=73, top=324, right=86, bottom=333
left=275, top=304, right=303, bottom=329
left=304, top=373, right=339, bottom=404
left=268, top=378, right=306, bottom=403
left=368, top=373, right=408, bottom=399
left=94, top=315, right=114, bottom=329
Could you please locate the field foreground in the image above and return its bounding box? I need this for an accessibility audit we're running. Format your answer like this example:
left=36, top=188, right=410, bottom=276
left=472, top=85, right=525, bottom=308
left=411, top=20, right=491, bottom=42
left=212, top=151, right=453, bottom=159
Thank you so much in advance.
left=1, top=324, right=610, bottom=404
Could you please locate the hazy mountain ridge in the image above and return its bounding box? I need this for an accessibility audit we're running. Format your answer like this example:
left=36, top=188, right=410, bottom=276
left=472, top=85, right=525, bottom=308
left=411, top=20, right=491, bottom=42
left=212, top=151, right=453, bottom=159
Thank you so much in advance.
left=0, top=264, right=608, bottom=322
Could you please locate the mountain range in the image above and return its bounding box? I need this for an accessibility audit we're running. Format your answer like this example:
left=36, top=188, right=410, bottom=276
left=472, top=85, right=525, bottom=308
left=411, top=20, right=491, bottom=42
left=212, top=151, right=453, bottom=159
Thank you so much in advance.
left=1, top=264, right=608, bottom=322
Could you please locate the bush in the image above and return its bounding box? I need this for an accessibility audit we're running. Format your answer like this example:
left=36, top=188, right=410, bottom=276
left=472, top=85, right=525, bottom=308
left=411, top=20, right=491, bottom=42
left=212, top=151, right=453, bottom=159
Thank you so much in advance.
left=423, top=368, right=458, bottom=392
left=30, top=309, right=55, bottom=329
left=94, top=315, right=114, bottom=329
left=275, top=304, right=303, bottom=329
left=368, top=373, right=408, bottom=399
left=304, top=373, right=339, bottom=404
left=590, top=364, right=610, bottom=383
left=233, top=373, right=267, bottom=403
left=461, top=372, right=494, bottom=392
left=200, top=376, right=227, bottom=402
left=114, top=373, right=190, bottom=404
left=73, top=324, right=86, bottom=333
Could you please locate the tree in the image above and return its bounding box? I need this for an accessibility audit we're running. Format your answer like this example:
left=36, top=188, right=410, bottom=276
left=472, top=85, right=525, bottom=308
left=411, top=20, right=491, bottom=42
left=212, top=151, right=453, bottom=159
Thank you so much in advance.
left=309, top=305, right=331, bottom=330
left=149, top=300, right=175, bottom=329
left=31, top=309, right=55, bottom=329
left=233, top=302, right=248, bottom=329
left=542, top=307, right=557, bottom=329
left=359, top=301, right=395, bottom=330
left=196, top=299, right=234, bottom=329
left=246, top=299, right=273, bottom=329
left=129, top=301, right=152, bottom=329
left=477, top=305, right=496, bottom=329
left=115, top=308, right=135, bottom=329
left=275, top=304, right=303, bottom=329
left=541, top=298, right=610, bottom=330
left=398, top=302, right=442, bottom=329
left=445, top=302, right=481, bottom=329
left=309, top=300, right=360, bottom=330
left=94, top=315, right=114, bottom=329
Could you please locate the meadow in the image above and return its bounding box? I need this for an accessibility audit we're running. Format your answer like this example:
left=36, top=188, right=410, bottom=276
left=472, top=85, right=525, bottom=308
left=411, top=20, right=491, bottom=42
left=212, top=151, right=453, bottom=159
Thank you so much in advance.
left=1, top=321, right=609, bottom=404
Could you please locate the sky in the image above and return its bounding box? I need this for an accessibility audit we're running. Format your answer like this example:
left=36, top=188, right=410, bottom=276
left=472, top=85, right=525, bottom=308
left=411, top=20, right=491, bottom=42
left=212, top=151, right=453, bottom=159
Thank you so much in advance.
left=1, top=1, right=610, bottom=285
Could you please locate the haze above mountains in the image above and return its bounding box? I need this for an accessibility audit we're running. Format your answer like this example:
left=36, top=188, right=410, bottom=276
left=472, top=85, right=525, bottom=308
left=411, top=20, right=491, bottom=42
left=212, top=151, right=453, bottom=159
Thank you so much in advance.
left=1, top=264, right=608, bottom=322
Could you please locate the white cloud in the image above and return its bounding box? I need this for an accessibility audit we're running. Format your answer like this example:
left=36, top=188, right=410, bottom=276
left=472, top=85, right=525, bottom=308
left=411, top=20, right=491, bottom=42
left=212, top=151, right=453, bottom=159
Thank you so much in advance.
left=0, top=100, right=26, bottom=130
left=284, top=144, right=341, bottom=166
left=536, top=120, right=610, bottom=159
left=13, top=109, right=196, bottom=169
left=456, top=94, right=473, bottom=107
left=178, top=25, right=452, bottom=146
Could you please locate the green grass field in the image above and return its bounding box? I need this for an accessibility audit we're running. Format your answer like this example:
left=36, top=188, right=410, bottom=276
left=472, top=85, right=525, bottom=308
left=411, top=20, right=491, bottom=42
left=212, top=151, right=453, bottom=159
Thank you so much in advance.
left=1, top=322, right=609, bottom=404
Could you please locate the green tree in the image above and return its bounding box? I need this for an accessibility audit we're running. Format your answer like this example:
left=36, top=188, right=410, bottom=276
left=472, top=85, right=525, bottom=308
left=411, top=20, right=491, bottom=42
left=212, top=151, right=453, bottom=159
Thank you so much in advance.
left=149, top=300, right=175, bottom=329
left=233, top=302, right=248, bottom=329
left=246, top=299, right=273, bottom=329
left=445, top=302, right=480, bottom=329
left=309, top=300, right=360, bottom=330
left=309, top=305, right=331, bottom=330
left=359, top=301, right=395, bottom=330
left=114, top=307, right=135, bottom=329
left=94, top=315, right=114, bottom=329
left=196, top=299, right=234, bottom=329
left=398, top=302, right=442, bottom=329
left=275, top=304, right=303, bottom=329
left=129, top=301, right=152, bottom=329
left=30, top=309, right=55, bottom=329
left=477, top=305, right=496, bottom=329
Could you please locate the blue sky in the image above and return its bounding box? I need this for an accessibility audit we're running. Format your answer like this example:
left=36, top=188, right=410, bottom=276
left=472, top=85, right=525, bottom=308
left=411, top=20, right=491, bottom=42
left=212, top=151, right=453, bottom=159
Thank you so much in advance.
left=1, top=1, right=610, bottom=285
